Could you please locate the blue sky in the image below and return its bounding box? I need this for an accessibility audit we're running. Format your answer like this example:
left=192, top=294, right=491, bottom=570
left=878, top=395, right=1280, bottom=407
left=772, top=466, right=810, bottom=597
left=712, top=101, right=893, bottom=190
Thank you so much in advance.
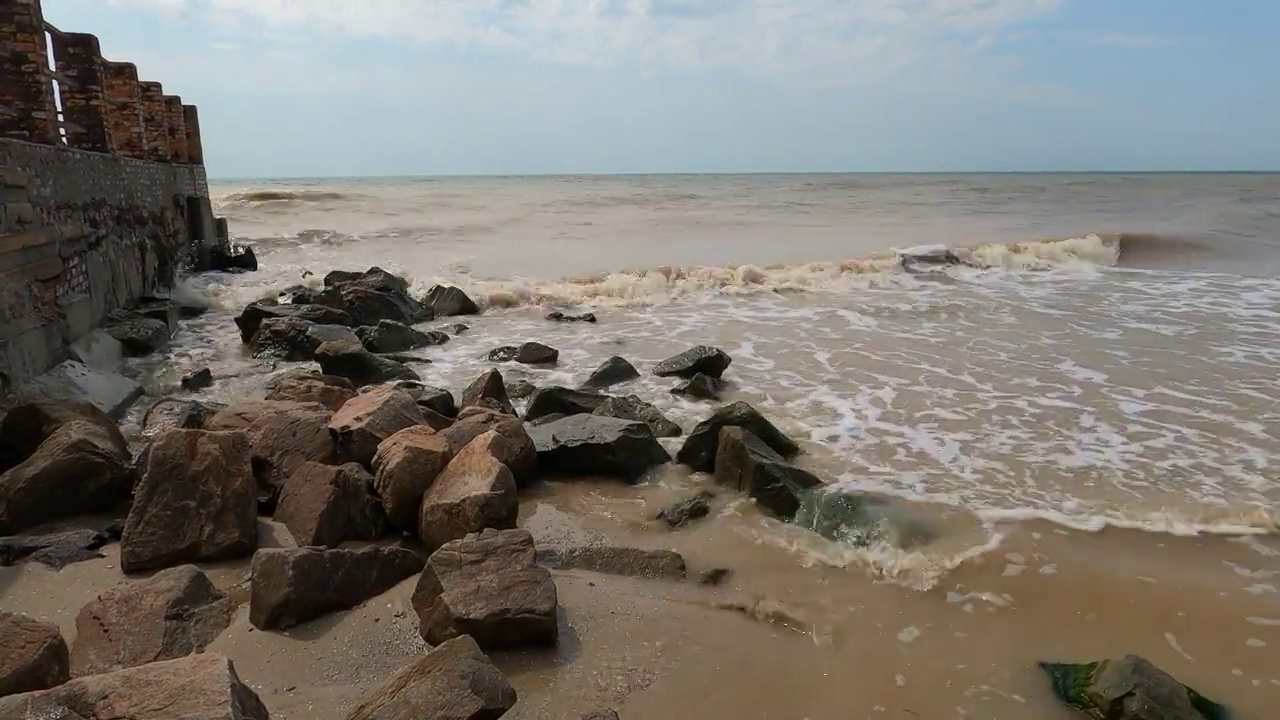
left=43, top=0, right=1280, bottom=177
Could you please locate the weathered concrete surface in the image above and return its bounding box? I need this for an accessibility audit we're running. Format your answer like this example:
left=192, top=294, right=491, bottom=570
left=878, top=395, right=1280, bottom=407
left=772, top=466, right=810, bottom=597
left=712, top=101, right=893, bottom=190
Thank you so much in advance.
left=15, top=360, right=143, bottom=418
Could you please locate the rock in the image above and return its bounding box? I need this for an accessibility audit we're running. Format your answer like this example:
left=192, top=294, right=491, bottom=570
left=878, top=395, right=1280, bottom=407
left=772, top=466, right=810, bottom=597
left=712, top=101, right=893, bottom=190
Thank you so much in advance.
left=582, top=355, right=639, bottom=389
left=412, top=528, right=557, bottom=649
left=0, top=528, right=113, bottom=569
left=792, top=490, right=928, bottom=548
left=507, top=379, right=537, bottom=400
left=69, top=329, right=124, bottom=373
left=593, top=395, right=682, bottom=438
left=536, top=546, right=686, bottom=580
left=460, top=368, right=515, bottom=416
left=207, top=400, right=337, bottom=492
left=0, top=652, right=269, bottom=720
left=324, top=269, right=365, bottom=287
left=527, top=415, right=669, bottom=483
left=356, top=320, right=446, bottom=353
left=656, top=490, right=715, bottom=528
left=343, top=635, right=516, bottom=720
left=546, top=311, right=597, bottom=323
left=337, top=284, right=430, bottom=327
left=528, top=412, right=566, bottom=427
left=264, top=372, right=356, bottom=412
left=250, top=317, right=360, bottom=361
left=699, top=567, right=733, bottom=586
left=315, top=340, right=420, bottom=387
left=277, top=284, right=323, bottom=305
left=394, top=381, right=457, bottom=418
left=671, top=372, right=722, bottom=400
left=582, top=712, right=621, bottom=720
left=524, top=386, right=606, bottom=422
left=0, top=400, right=127, bottom=469
left=0, top=421, right=134, bottom=535
left=371, top=426, right=453, bottom=533
left=105, top=317, right=170, bottom=356
left=210, top=241, right=260, bottom=272
left=1039, top=655, right=1228, bottom=720
left=517, top=342, right=558, bottom=365
left=135, top=299, right=179, bottom=334
left=438, top=409, right=537, bottom=487
left=70, top=565, right=236, bottom=677
left=328, top=386, right=429, bottom=466
left=488, top=346, right=518, bottom=362
left=142, top=398, right=224, bottom=435
left=275, top=462, right=388, bottom=547
left=120, top=429, right=257, bottom=573
left=715, top=427, right=822, bottom=519
left=181, top=368, right=214, bottom=392
left=250, top=546, right=425, bottom=631
left=418, top=431, right=519, bottom=552
left=676, top=401, right=799, bottom=473
left=15, top=361, right=145, bottom=420
left=234, top=302, right=352, bottom=344
left=653, top=345, right=732, bottom=380
left=445, top=322, right=470, bottom=335
left=423, top=285, right=480, bottom=317
left=0, top=612, right=69, bottom=698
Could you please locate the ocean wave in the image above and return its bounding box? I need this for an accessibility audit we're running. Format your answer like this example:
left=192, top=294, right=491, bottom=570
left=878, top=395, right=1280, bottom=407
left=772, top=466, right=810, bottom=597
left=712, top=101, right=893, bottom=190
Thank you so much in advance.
left=215, top=190, right=356, bottom=206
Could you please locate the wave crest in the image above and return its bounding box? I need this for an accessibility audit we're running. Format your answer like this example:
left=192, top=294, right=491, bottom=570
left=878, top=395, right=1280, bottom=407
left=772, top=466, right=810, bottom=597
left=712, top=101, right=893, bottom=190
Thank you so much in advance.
left=215, top=190, right=355, bottom=206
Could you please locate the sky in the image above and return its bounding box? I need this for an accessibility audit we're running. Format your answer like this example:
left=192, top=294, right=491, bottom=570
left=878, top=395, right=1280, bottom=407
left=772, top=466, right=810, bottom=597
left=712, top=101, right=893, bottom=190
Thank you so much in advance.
left=41, top=0, right=1280, bottom=178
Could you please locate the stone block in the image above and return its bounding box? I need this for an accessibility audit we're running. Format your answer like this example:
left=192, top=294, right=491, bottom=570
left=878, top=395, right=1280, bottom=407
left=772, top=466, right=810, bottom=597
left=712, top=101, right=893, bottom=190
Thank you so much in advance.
left=69, top=329, right=124, bottom=373
left=18, top=360, right=144, bottom=419
left=59, top=293, right=93, bottom=343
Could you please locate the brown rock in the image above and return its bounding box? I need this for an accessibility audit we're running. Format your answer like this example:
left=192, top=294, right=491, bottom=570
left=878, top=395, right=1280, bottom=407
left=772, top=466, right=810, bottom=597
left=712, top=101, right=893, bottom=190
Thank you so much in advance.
left=70, top=565, right=236, bottom=677
left=0, top=420, right=133, bottom=535
left=0, top=612, right=69, bottom=698
left=275, top=462, right=388, bottom=547
left=459, top=368, right=514, bottom=416
left=328, top=386, right=429, bottom=466
left=0, top=400, right=127, bottom=465
left=439, top=408, right=537, bottom=487
left=142, top=398, right=225, bottom=435
left=535, top=546, right=686, bottom=580
left=120, top=429, right=258, bottom=573
left=249, top=546, right=425, bottom=631
left=418, top=432, right=519, bottom=553
left=265, top=372, right=356, bottom=412
left=412, top=528, right=557, bottom=650
left=344, top=636, right=515, bottom=720
left=207, top=400, right=337, bottom=491
left=0, top=652, right=269, bottom=719
left=371, top=426, right=453, bottom=533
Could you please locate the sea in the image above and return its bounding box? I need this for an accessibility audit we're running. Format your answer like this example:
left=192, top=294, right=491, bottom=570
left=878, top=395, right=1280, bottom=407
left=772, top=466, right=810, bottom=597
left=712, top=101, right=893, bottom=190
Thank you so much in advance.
left=138, top=173, right=1280, bottom=717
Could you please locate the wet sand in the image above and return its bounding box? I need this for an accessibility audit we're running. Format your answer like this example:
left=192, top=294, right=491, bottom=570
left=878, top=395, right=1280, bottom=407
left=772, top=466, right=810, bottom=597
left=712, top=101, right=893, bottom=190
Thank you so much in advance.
left=3, top=470, right=1277, bottom=719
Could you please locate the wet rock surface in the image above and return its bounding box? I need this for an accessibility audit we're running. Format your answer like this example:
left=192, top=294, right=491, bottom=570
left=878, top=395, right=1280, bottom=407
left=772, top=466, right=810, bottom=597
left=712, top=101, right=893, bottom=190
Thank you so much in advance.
left=524, top=386, right=607, bottom=422
left=105, top=316, right=170, bottom=356
left=328, top=386, right=429, bottom=466
left=264, top=371, right=357, bottom=412
left=715, top=427, right=821, bottom=519
left=1040, top=655, right=1228, bottom=720
left=417, top=431, right=520, bottom=552
left=656, top=490, right=715, bottom=528
left=250, top=546, right=425, bottom=631
left=677, top=401, right=800, bottom=473
left=0, top=527, right=114, bottom=569
left=275, top=461, right=388, bottom=547
left=460, top=369, right=516, bottom=416
left=234, top=302, right=352, bottom=344
left=315, top=340, right=421, bottom=387
left=423, top=285, right=481, bottom=317
left=489, top=342, right=559, bottom=365
left=653, top=345, right=732, bottom=380
left=670, top=372, right=722, bottom=400
left=439, top=409, right=538, bottom=487
left=582, top=355, right=640, bottom=389
left=592, top=395, right=682, bottom=438
left=528, top=414, right=670, bottom=483
left=372, top=426, right=453, bottom=533
left=207, top=400, right=337, bottom=492
left=181, top=367, right=214, bottom=392
left=356, top=319, right=446, bottom=353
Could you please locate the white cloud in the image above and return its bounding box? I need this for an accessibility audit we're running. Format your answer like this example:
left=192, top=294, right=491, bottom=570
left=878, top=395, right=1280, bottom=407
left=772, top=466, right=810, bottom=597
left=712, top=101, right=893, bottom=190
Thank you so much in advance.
left=97, top=0, right=1063, bottom=72
left=1075, top=32, right=1177, bottom=49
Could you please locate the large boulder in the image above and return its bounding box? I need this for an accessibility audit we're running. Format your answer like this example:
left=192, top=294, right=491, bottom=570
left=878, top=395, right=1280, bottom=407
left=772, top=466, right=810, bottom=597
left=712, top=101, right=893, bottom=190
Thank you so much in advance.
left=336, top=284, right=430, bottom=327
left=438, top=408, right=537, bottom=487
left=371, top=426, right=453, bottom=533
left=418, top=431, right=519, bottom=552
left=460, top=369, right=514, bottom=416
left=653, top=345, right=732, bottom=379
left=120, top=429, right=257, bottom=573
left=181, top=368, right=214, bottom=392
left=0, top=399, right=127, bottom=469
left=423, top=285, right=480, bottom=317
left=206, top=400, right=337, bottom=493
left=275, top=462, right=388, bottom=547
left=396, top=381, right=458, bottom=418
left=0, top=652, right=269, bottom=720
left=105, top=316, right=170, bottom=357
left=328, top=386, right=429, bottom=466
left=0, top=421, right=133, bottom=535
left=676, top=401, right=799, bottom=473
left=249, top=546, right=425, bottom=631
left=527, top=415, right=669, bottom=483
left=524, top=386, right=606, bottom=423
left=0, top=612, right=69, bottom=698
left=536, top=546, right=686, bottom=580
left=234, top=301, right=353, bottom=343
left=315, top=340, right=420, bottom=387
left=142, top=398, right=224, bottom=435
left=70, top=565, right=236, bottom=677
left=250, top=317, right=359, bottom=361
left=356, top=320, right=446, bottom=353
left=344, top=636, right=515, bottom=720
left=593, top=395, right=682, bottom=438
left=671, top=372, right=722, bottom=401
left=582, top=355, right=639, bottom=389
left=264, top=371, right=357, bottom=412
left=1040, top=655, right=1228, bottom=720
left=714, top=427, right=821, bottom=519
left=412, top=528, right=557, bottom=650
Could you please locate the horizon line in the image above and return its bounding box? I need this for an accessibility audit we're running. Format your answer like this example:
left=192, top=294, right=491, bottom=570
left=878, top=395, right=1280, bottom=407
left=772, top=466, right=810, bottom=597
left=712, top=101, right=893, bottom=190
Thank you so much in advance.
left=206, top=169, right=1280, bottom=182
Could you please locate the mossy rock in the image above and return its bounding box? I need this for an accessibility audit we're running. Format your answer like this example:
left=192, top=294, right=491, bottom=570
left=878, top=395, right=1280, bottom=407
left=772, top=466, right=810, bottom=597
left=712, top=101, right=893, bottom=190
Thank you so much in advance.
left=1039, top=658, right=1230, bottom=720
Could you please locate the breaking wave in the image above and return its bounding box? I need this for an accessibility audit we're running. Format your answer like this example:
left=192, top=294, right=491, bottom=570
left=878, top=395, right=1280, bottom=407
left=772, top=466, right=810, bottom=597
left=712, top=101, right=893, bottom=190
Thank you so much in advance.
left=215, top=190, right=355, bottom=206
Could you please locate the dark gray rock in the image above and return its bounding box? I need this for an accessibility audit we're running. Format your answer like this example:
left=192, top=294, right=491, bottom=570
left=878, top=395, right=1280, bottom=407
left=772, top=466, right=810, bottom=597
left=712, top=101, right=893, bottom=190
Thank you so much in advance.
left=277, top=284, right=324, bottom=305
left=546, top=311, right=596, bottom=323
left=445, top=322, right=470, bottom=335
left=528, top=412, right=566, bottom=427
left=180, top=368, right=213, bottom=392
left=527, top=414, right=669, bottom=483
left=106, top=317, right=170, bottom=357
left=315, top=341, right=420, bottom=387
left=460, top=369, right=514, bottom=416
left=0, top=612, right=69, bottom=698
left=343, top=636, right=516, bottom=720
left=423, top=285, right=481, bottom=317
left=508, top=380, right=537, bottom=400
left=715, top=427, right=821, bottom=519
left=524, top=386, right=606, bottom=423
left=489, top=342, right=558, bottom=365
left=356, top=319, right=447, bottom=353
left=334, top=282, right=431, bottom=328
left=395, top=381, right=458, bottom=418
left=324, top=269, right=366, bottom=287
left=676, top=401, right=799, bottom=473
left=250, top=546, right=425, bottom=631
left=234, top=302, right=353, bottom=344
left=250, top=317, right=317, bottom=361
left=699, top=567, right=732, bottom=586
left=653, top=345, right=732, bottom=380
left=656, top=490, right=714, bottom=528
left=583, top=356, right=639, bottom=389
left=1039, top=655, right=1228, bottom=720
left=671, top=372, right=721, bottom=401
left=536, top=546, right=686, bottom=579
left=593, top=395, right=682, bottom=438
left=0, top=528, right=112, bottom=569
